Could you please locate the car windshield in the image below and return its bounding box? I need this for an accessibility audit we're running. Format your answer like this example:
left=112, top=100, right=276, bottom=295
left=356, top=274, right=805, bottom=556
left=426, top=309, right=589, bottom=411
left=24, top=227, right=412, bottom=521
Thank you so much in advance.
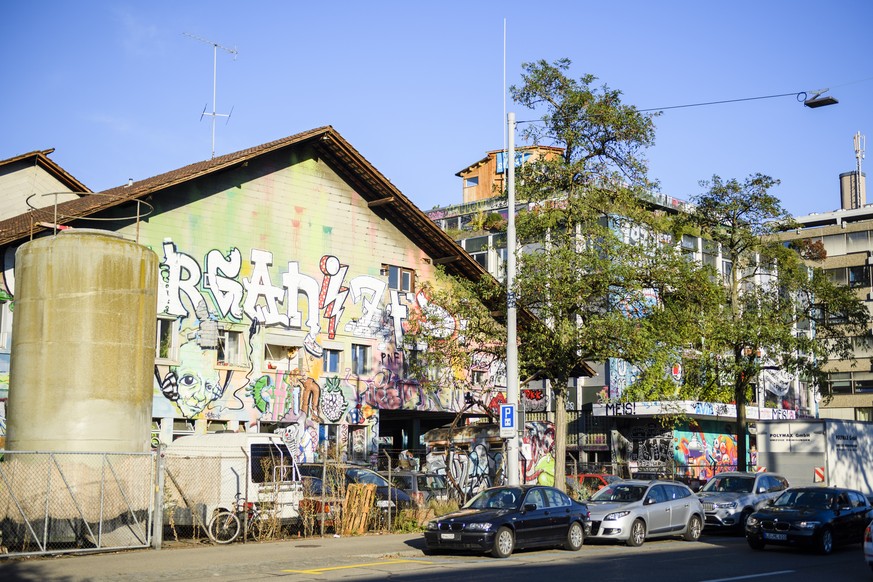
left=701, top=476, right=755, bottom=494
left=390, top=475, right=414, bottom=489
left=347, top=468, right=390, bottom=487
left=590, top=483, right=647, bottom=503
left=464, top=487, right=522, bottom=510
left=419, top=475, right=447, bottom=491
left=774, top=489, right=835, bottom=509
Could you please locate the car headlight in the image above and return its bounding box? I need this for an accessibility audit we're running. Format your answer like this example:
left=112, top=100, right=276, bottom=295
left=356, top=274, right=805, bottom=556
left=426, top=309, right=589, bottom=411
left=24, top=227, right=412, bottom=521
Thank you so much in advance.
left=604, top=511, right=631, bottom=521
left=746, top=516, right=759, bottom=526
left=466, top=522, right=493, bottom=531
left=713, top=502, right=737, bottom=509
left=426, top=521, right=439, bottom=531
left=797, top=521, right=821, bottom=529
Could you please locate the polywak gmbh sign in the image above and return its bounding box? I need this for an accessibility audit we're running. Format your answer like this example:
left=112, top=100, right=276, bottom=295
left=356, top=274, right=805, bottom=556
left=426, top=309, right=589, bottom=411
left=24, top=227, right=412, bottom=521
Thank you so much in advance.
left=500, top=404, right=516, bottom=438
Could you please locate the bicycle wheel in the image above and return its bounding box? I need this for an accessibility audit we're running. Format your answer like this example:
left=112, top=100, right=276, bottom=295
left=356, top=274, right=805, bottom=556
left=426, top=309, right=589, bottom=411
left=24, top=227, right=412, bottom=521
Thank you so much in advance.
left=208, top=511, right=241, bottom=544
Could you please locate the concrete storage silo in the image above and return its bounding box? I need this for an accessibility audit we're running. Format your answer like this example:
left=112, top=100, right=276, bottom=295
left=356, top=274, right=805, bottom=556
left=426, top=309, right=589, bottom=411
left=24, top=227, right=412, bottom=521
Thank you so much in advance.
left=6, top=229, right=158, bottom=452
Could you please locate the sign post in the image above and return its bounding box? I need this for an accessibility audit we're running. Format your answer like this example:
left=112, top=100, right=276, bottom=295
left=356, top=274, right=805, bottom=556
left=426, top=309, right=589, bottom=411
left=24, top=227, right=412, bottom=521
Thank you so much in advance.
left=500, top=403, right=517, bottom=439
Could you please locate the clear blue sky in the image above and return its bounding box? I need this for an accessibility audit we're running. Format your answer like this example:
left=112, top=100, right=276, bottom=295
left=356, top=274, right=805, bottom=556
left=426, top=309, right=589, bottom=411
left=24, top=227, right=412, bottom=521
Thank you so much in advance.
left=3, top=1, right=871, bottom=217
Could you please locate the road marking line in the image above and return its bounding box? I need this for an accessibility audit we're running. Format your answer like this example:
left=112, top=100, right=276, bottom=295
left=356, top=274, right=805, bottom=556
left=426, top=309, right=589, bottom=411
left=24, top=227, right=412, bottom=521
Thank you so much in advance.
left=699, top=571, right=795, bottom=582
left=282, top=559, right=432, bottom=574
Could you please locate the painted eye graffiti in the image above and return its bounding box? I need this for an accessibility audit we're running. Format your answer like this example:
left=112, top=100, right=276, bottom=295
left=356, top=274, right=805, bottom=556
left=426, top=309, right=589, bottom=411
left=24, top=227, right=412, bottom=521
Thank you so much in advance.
left=178, top=373, right=199, bottom=389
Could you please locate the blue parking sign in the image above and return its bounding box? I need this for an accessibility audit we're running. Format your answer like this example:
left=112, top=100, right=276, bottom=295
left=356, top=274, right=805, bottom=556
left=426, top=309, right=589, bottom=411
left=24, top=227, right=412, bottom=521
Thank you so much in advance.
left=499, top=404, right=516, bottom=437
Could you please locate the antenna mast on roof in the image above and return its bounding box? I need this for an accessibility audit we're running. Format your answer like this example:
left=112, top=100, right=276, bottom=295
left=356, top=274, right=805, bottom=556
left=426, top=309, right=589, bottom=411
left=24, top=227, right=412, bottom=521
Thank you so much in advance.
left=184, top=32, right=237, bottom=159
left=855, top=131, right=866, bottom=209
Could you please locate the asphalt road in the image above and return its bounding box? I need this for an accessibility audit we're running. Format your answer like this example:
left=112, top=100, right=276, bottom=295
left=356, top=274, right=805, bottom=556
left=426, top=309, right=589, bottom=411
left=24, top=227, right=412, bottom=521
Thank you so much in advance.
left=1, top=531, right=870, bottom=582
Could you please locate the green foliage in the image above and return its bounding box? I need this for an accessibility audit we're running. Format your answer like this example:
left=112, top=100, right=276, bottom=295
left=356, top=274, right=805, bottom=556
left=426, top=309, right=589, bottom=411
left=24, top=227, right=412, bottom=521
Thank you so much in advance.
left=507, top=58, right=696, bottom=489
left=402, top=266, right=507, bottom=399
left=669, top=173, right=872, bottom=470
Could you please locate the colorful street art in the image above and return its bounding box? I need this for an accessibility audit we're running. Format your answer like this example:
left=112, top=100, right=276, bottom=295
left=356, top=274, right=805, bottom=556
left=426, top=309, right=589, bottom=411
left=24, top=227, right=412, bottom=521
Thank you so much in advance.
left=675, top=426, right=739, bottom=481
left=613, top=420, right=743, bottom=482
left=148, top=238, right=504, bottom=461
left=423, top=420, right=556, bottom=498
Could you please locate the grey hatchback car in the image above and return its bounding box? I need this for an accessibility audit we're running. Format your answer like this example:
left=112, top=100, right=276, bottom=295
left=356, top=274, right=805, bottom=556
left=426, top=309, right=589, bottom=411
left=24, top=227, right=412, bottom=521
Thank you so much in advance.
left=697, top=472, right=789, bottom=530
left=586, top=480, right=704, bottom=546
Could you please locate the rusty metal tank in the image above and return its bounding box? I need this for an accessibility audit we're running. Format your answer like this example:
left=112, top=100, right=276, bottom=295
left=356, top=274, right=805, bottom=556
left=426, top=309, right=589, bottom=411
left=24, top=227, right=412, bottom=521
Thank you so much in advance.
left=6, top=229, right=158, bottom=452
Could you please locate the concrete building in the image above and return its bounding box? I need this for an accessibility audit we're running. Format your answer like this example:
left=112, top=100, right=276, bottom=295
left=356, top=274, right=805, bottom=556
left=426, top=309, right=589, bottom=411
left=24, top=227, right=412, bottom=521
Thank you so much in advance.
left=780, top=145, right=870, bottom=422
left=428, top=148, right=811, bottom=480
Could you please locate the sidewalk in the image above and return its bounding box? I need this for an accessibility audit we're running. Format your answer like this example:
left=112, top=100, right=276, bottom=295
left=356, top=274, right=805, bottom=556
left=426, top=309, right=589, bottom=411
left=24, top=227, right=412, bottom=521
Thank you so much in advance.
left=0, top=532, right=428, bottom=582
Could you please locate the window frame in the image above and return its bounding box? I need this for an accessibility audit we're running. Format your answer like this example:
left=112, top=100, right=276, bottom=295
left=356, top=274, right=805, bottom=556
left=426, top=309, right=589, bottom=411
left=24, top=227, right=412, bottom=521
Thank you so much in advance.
left=383, top=264, right=415, bottom=293
left=156, top=316, right=178, bottom=361
left=323, top=348, right=341, bottom=374
left=217, top=328, right=245, bottom=366
left=351, top=343, right=371, bottom=375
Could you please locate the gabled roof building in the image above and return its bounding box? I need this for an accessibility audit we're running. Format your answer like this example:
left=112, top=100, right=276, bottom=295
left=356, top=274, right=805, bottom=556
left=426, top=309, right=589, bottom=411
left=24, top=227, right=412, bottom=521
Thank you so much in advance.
left=0, top=128, right=502, bottom=461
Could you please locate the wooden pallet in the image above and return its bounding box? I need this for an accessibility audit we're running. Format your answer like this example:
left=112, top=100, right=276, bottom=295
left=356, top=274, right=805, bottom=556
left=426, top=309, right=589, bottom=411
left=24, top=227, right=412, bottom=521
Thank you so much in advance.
left=341, top=483, right=376, bottom=535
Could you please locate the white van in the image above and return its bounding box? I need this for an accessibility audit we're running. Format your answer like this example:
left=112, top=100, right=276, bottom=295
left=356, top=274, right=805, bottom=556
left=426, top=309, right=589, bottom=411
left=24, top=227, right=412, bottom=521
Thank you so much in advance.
left=163, top=432, right=304, bottom=528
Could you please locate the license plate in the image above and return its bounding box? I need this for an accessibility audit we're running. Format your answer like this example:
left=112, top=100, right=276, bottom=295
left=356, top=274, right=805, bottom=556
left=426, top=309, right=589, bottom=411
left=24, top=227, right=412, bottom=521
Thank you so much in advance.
left=440, top=533, right=457, bottom=540
left=764, top=532, right=787, bottom=541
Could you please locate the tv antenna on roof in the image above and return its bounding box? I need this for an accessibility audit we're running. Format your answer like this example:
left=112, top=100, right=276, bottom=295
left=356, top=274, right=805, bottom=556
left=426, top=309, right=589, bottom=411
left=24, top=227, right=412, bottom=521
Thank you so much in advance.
left=184, top=32, right=237, bottom=159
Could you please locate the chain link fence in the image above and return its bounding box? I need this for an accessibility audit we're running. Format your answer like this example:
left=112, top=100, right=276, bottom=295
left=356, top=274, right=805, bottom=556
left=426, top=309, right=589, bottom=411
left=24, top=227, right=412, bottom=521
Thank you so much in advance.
left=0, top=451, right=154, bottom=557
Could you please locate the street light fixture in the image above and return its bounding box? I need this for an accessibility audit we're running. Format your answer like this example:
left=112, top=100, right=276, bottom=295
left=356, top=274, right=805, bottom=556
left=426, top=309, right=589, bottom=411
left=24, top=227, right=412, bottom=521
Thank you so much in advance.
left=803, top=89, right=839, bottom=108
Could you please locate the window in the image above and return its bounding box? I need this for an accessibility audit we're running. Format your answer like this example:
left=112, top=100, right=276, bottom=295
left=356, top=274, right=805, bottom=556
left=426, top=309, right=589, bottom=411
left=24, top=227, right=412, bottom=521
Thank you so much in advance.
left=0, top=300, right=12, bottom=351
left=217, top=329, right=244, bottom=365
left=265, top=344, right=301, bottom=371
left=702, top=240, right=718, bottom=269
left=156, top=317, right=177, bottom=360
left=250, top=443, right=294, bottom=483
left=382, top=264, right=415, bottom=293
left=323, top=348, right=341, bottom=373
left=464, top=176, right=479, bottom=187
left=822, top=233, right=847, bottom=256
left=351, top=344, right=371, bottom=375
left=847, top=231, right=870, bottom=253
left=857, top=408, right=873, bottom=421
left=848, top=265, right=869, bottom=288
left=825, top=267, right=847, bottom=286
left=681, top=234, right=698, bottom=257
left=827, top=372, right=852, bottom=394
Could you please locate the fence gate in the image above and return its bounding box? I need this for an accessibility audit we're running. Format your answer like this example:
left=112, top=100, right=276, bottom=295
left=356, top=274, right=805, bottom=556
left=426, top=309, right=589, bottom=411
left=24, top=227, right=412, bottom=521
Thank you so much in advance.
left=0, top=451, right=155, bottom=557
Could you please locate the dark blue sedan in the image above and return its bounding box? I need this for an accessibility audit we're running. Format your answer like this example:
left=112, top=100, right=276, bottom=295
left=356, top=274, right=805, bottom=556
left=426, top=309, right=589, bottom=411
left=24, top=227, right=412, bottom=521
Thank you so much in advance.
left=423, top=485, right=590, bottom=558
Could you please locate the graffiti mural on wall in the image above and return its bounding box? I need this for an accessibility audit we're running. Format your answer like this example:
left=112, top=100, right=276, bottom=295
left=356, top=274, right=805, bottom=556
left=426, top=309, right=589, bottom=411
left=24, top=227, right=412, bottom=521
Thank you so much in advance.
left=675, top=427, right=738, bottom=481
left=152, top=239, right=503, bottom=459
left=424, top=420, right=556, bottom=498
left=614, top=423, right=674, bottom=475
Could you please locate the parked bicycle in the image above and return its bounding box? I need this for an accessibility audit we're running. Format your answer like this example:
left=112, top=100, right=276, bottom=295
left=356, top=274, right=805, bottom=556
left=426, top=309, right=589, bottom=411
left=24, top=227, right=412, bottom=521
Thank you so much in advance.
left=207, top=493, right=267, bottom=544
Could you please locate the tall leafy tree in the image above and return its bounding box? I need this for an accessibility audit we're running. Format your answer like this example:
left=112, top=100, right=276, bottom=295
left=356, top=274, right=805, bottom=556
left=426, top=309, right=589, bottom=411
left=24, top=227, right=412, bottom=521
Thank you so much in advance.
left=663, top=174, right=871, bottom=471
left=508, top=59, right=709, bottom=488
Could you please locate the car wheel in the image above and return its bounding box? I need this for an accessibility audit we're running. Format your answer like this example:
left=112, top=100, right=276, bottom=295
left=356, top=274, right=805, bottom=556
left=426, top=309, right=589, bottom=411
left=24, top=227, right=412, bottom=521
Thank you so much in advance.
left=739, top=509, right=752, bottom=531
left=626, top=519, right=646, bottom=547
left=683, top=515, right=703, bottom=541
left=491, top=526, right=514, bottom=558
left=564, top=521, right=584, bottom=551
left=747, top=536, right=765, bottom=551
left=816, top=527, right=833, bottom=555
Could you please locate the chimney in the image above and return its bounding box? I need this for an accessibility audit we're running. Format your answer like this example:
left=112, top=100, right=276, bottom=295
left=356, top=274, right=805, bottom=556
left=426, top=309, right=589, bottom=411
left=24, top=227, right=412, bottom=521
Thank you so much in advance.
left=839, top=171, right=866, bottom=210
left=839, top=132, right=866, bottom=210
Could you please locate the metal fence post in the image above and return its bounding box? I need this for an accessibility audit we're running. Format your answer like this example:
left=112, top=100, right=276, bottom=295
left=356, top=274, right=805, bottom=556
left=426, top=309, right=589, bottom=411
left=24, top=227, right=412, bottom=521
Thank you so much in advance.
left=152, top=447, right=164, bottom=550
left=383, top=450, right=392, bottom=532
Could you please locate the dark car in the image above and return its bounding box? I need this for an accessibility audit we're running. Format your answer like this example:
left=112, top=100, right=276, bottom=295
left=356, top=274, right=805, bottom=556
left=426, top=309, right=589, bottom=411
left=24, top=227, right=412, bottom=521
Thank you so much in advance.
left=423, top=485, right=590, bottom=558
left=298, top=463, right=413, bottom=510
left=745, top=486, right=873, bottom=554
